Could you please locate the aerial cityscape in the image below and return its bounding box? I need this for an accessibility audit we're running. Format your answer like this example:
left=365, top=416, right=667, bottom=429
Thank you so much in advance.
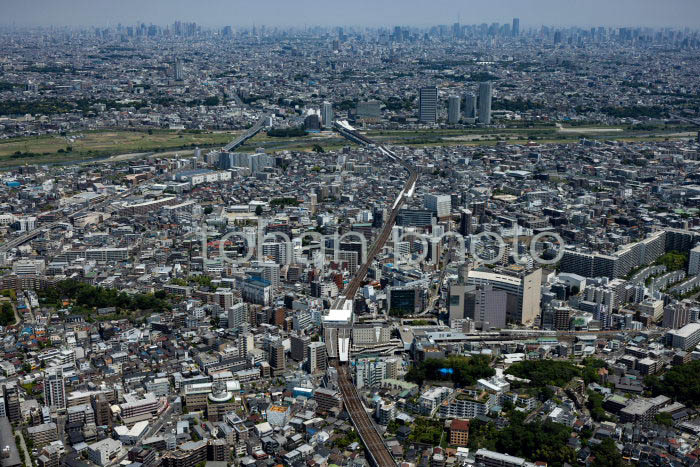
left=2, top=1, right=700, bottom=466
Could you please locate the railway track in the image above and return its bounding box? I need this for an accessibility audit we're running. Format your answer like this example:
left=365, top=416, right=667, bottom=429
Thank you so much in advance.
left=329, top=123, right=414, bottom=466
left=333, top=361, right=397, bottom=466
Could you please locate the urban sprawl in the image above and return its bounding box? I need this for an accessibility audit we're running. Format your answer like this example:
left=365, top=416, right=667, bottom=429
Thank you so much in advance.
left=1, top=18, right=700, bottom=467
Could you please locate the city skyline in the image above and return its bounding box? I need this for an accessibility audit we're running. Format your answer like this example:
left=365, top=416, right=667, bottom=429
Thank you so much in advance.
left=2, top=0, right=700, bottom=28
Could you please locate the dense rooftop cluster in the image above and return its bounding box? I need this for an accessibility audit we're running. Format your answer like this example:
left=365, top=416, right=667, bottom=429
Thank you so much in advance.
left=0, top=17, right=700, bottom=467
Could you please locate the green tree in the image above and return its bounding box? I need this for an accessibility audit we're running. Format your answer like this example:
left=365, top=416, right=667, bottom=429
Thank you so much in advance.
left=644, top=360, right=700, bottom=406
left=468, top=413, right=576, bottom=466
left=587, top=390, right=608, bottom=422
left=654, top=412, right=673, bottom=426
left=505, top=360, right=581, bottom=389
left=405, top=355, right=494, bottom=387
left=591, top=438, right=624, bottom=467
left=255, top=205, right=263, bottom=216
left=0, top=302, right=14, bottom=326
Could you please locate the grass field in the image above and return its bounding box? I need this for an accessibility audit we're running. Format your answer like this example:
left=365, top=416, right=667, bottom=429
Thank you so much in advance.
left=0, top=130, right=241, bottom=168
left=0, top=124, right=694, bottom=170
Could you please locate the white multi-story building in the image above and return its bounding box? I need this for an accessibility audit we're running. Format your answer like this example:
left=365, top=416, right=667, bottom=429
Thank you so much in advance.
left=375, top=400, right=396, bottom=425
left=307, top=341, right=327, bottom=374
left=266, top=405, right=290, bottom=427
left=17, top=216, right=37, bottom=232
left=0, top=214, right=15, bottom=226
left=423, top=194, right=451, bottom=218
left=145, top=377, right=170, bottom=397
left=419, top=386, right=453, bottom=416
left=439, top=389, right=497, bottom=419
left=352, top=325, right=391, bottom=346
left=227, top=302, right=248, bottom=329
left=119, top=393, right=161, bottom=423
left=355, top=359, right=386, bottom=389
left=666, top=322, right=700, bottom=350
left=12, top=259, right=45, bottom=275
left=85, top=248, right=130, bottom=262
left=44, top=368, right=66, bottom=410
left=689, top=244, right=700, bottom=275
left=240, top=278, right=272, bottom=306
left=87, top=438, right=122, bottom=466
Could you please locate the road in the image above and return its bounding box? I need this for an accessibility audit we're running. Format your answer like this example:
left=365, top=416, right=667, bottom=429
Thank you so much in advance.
left=423, top=225, right=455, bottom=316
left=16, top=430, right=31, bottom=465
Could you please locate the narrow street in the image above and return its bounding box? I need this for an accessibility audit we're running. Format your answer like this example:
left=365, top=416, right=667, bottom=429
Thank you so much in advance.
left=16, top=430, right=32, bottom=466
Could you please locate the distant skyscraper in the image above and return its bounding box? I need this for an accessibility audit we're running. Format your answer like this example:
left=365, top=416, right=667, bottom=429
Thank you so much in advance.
left=464, top=93, right=477, bottom=119
left=174, top=59, right=183, bottom=81
left=448, top=95, right=461, bottom=124
left=321, top=101, right=334, bottom=128
left=512, top=18, right=520, bottom=37
left=554, top=30, right=563, bottom=44
left=419, top=86, right=438, bottom=123
left=478, top=82, right=492, bottom=124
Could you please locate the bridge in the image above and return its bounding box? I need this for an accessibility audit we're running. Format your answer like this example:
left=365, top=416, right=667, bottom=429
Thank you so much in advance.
left=221, top=114, right=271, bottom=152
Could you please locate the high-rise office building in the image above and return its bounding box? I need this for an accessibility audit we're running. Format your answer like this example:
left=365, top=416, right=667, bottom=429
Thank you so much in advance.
left=424, top=194, right=451, bottom=218
left=321, top=101, right=334, bottom=128
left=554, top=31, right=563, bottom=44
left=44, top=368, right=66, bottom=410
left=447, top=95, right=461, bottom=124
left=3, top=383, right=20, bottom=423
left=512, top=18, right=520, bottom=37
left=459, top=208, right=473, bottom=236
left=464, top=284, right=508, bottom=330
left=269, top=341, right=286, bottom=375
left=419, top=86, right=438, bottom=123
left=478, top=82, right=492, bottom=124
left=466, top=268, right=542, bottom=325
left=464, top=93, right=477, bottom=119
left=306, top=341, right=328, bottom=373
left=290, top=333, right=311, bottom=362
left=174, top=59, right=183, bottom=81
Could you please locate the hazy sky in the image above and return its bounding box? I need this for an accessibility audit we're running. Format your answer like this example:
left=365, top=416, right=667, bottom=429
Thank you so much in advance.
left=2, top=0, right=700, bottom=28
